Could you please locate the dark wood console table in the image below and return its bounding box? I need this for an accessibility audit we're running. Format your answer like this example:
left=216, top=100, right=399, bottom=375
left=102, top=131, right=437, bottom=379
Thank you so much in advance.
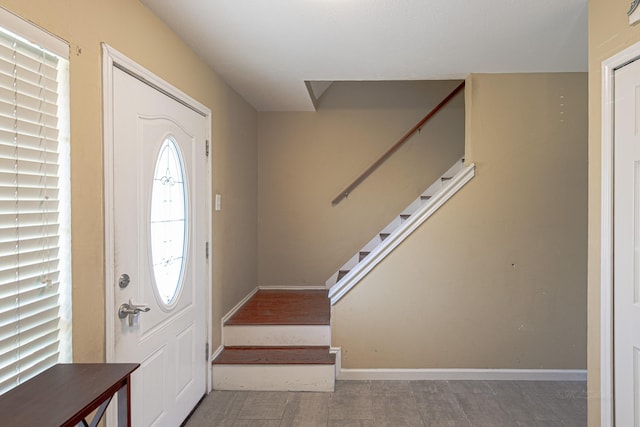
left=0, top=363, right=139, bottom=427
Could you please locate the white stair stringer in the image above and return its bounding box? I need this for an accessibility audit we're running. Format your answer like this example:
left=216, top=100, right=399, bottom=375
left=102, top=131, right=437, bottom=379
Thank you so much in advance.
left=325, top=158, right=465, bottom=289
left=327, top=159, right=475, bottom=305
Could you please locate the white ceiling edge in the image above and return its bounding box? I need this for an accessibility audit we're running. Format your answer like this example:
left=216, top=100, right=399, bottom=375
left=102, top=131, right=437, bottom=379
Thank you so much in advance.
left=140, top=0, right=588, bottom=112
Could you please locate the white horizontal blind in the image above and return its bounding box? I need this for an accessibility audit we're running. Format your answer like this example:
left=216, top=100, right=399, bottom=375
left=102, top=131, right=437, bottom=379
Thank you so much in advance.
left=0, top=15, right=70, bottom=394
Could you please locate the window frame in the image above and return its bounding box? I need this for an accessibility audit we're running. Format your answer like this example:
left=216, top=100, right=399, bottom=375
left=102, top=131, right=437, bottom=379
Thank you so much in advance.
left=0, top=6, right=71, bottom=394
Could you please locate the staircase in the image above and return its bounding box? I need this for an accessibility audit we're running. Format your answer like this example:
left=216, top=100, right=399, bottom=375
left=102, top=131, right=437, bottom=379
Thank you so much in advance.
left=211, top=161, right=474, bottom=392
left=212, top=289, right=335, bottom=392
left=327, top=157, right=475, bottom=303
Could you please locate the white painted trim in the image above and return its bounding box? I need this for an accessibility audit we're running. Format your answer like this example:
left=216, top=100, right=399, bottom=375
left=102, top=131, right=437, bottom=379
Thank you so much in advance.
left=102, top=44, right=213, bottom=419
left=337, top=368, right=587, bottom=382
left=210, top=344, right=224, bottom=361
left=102, top=45, right=209, bottom=116
left=221, top=287, right=259, bottom=325
left=103, top=43, right=117, bottom=366
left=205, top=137, right=213, bottom=392
left=631, top=7, right=640, bottom=26
left=328, top=164, right=475, bottom=304
left=601, top=56, right=614, bottom=427
left=600, top=40, right=640, bottom=427
left=220, top=287, right=258, bottom=348
left=330, top=347, right=342, bottom=374
left=0, top=6, right=69, bottom=58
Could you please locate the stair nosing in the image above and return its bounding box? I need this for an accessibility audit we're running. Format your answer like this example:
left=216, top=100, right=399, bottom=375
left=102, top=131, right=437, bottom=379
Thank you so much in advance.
left=213, top=346, right=336, bottom=366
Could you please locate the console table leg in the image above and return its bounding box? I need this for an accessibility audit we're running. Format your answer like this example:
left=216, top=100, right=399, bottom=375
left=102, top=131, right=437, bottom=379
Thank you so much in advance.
left=85, top=396, right=112, bottom=427
left=117, top=377, right=131, bottom=427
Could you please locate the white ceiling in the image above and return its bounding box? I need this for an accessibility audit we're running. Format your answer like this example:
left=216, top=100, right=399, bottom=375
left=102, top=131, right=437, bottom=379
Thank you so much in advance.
left=140, top=0, right=588, bottom=112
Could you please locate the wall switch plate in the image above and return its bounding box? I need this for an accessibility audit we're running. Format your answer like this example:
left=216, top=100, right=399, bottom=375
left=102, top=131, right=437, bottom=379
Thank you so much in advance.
left=215, top=194, right=221, bottom=211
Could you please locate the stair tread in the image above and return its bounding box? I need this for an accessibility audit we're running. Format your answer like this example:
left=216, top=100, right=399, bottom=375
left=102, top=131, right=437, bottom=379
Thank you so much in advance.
left=213, top=346, right=335, bottom=365
left=225, top=290, right=330, bottom=326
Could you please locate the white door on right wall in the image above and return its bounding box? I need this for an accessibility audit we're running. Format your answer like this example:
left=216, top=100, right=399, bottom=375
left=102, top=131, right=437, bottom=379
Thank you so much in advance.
left=614, top=58, right=640, bottom=425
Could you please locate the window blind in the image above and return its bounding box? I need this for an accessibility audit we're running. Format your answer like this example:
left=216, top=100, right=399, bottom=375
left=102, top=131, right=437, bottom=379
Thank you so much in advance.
left=0, top=18, right=70, bottom=394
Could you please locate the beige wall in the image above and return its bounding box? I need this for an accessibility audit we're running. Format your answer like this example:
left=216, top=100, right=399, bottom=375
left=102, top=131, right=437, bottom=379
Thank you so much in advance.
left=0, top=0, right=258, bottom=360
left=258, top=81, right=464, bottom=287
left=332, top=73, right=587, bottom=370
left=587, top=0, right=640, bottom=425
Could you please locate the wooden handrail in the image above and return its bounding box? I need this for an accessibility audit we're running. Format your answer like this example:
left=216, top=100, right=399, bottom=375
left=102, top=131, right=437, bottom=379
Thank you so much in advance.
left=331, top=81, right=466, bottom=206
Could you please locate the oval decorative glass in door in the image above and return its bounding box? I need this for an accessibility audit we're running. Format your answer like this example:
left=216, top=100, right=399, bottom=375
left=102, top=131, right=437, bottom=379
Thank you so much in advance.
left=149, top=136, right=188, bottom=306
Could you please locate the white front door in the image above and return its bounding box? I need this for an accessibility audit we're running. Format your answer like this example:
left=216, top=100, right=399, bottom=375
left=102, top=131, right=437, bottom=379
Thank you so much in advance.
left=614, top=58, right=640, bottom=425
left=110, top=66, right=208, bottom=426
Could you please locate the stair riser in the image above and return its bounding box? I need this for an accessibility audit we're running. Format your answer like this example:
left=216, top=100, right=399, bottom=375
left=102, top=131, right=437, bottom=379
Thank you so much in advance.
left=213, top=365, right=335, bottom=392
left=224, top=325, right=331, bottom=346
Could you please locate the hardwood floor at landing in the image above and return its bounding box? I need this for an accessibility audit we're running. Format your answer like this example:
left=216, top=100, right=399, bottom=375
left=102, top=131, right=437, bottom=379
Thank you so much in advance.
left=225, top=290, right=330, bottom=326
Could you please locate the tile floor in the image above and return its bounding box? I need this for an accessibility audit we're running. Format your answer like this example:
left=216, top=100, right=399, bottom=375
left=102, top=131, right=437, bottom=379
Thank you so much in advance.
left=184, top=380, right=587, bottom=426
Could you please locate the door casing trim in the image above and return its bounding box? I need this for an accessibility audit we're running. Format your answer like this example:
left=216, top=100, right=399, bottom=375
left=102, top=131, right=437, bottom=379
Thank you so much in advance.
left=600, top=39, right=640, bottom=427
left=102, top=43, right=213, bottom=392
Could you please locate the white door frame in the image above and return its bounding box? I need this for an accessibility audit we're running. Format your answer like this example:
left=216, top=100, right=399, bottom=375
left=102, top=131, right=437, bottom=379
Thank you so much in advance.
left=600, top=39, right=640, bottom=427
left=102, top=44, right=213, bottom=392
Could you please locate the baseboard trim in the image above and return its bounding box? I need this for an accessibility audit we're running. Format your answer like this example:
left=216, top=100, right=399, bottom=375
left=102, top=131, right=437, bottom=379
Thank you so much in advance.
left=258, top=285, right=327, bottom=291
left=330, top=347, right=342, bottom=375
left=337, top=368, right=587, bottom=382
left=220, top=288, right=259, bottom=348
left=210, top=344, right=224, bottom=363
left=221, top=287, right=259, bottom=325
